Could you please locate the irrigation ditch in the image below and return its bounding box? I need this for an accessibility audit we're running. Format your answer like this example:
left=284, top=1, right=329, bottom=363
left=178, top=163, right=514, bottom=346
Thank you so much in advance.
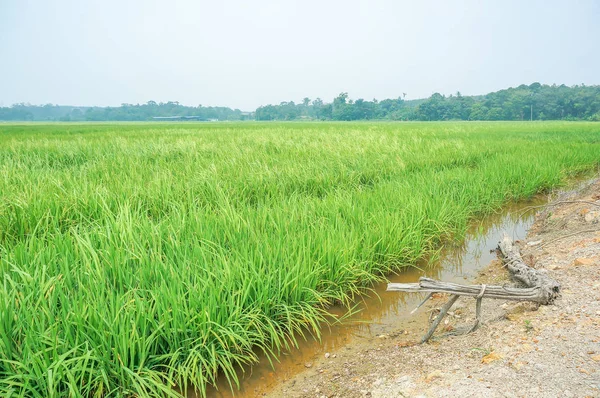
left=201, top=191, right=560, bottom=397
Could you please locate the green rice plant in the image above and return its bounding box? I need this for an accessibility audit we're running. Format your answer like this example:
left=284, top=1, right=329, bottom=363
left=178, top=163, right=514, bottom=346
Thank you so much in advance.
left=0, top=121, right=599, bottom=396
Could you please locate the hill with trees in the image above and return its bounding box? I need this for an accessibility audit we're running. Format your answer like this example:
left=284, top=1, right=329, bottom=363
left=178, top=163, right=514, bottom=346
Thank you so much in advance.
left=255, top=83, right=600, bottom=121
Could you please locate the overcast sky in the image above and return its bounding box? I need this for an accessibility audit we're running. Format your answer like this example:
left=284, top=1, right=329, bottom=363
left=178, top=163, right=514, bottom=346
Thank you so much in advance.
left=1, top=0, right=599, bottom=110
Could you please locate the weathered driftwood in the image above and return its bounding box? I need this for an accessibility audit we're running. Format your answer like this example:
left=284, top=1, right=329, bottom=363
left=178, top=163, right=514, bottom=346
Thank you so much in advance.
left=497, top=234, right=560, bottom=303
left=387, top=278, right=553, bottom=303
left=421, top=294, right=459, bottom=343
left=387, top=234, right=560, bottom=343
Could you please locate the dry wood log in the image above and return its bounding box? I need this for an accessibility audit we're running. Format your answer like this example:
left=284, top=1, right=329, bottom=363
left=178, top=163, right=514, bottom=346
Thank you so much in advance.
left=421, top=294, right=459, bottom=343
left=497, top=234, right=560, bottom=304
left=387, top=234, right=560, bottom=342
left=387, top=278, right=553, bottom=303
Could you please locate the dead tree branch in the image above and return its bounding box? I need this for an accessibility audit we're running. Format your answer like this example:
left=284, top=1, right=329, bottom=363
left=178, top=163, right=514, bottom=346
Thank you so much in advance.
left=387, top=234, right=560, bottom=342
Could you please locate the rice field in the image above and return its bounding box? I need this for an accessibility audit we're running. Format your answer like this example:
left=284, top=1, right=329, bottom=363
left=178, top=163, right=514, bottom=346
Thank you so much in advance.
left=0, top=121, right=599, bottom=397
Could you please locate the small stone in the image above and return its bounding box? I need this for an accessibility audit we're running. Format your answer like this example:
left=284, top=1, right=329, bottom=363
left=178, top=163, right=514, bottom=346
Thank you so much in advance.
left=574, top=257, right=595, bottom=266
left=482, top=351, right=502, bottom=363
left=324, top=352, right=330, bottom=359
left=395, top=375, right=411, bottom=384
left=527, top=240, right=543, bottom=246
left=511, top=361, right=525, bottom=370
left=584, top=211, right=599, bottom=223
left=425, top=369, right=443, bottom=382
left=304, top=362, right=312, bottom=368
left=521, top=344, right=534, bottom=353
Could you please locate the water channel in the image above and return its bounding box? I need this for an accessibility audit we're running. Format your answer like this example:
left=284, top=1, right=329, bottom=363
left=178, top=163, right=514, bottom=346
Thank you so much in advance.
left=202, top=195, right=549, bottom=397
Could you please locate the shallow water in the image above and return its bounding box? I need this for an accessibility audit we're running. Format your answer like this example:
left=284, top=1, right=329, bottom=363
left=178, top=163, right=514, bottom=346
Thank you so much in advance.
left=201, top=196, right=548, bottom=397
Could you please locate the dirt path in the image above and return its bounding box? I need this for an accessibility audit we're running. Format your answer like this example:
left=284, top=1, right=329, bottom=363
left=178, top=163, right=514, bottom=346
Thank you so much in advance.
left=269, top=180, right=600, bottom=398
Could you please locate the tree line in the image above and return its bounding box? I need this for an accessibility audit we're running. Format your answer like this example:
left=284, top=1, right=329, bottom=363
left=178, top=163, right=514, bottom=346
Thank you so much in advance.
left=1, top=83, right=599, bottom=121
left=0, top=101, right=246, bottom=121
left=255, top=83, right=600, bottom=121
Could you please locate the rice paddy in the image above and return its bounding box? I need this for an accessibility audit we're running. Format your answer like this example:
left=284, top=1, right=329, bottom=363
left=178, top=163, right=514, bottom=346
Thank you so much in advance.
left=1, top=121, right=599, bottom=397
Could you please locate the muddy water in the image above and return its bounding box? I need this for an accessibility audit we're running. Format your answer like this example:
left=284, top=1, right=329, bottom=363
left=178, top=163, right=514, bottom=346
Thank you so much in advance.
left=202, top=197, right=547, bottom=398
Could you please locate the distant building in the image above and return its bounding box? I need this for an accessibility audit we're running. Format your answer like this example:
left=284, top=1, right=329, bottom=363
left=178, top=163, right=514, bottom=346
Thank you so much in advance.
left=152, top=116, right=212, bottom=121
left=240, top=112, right=254, bottom=121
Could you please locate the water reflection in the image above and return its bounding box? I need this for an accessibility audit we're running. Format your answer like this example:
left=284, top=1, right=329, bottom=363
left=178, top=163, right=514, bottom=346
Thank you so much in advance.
left=202, top=196, right=546, bottom=397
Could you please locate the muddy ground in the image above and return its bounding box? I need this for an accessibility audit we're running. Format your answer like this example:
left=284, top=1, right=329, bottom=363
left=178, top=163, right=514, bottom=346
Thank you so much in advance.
left=267, top=179, right=600, bottom=398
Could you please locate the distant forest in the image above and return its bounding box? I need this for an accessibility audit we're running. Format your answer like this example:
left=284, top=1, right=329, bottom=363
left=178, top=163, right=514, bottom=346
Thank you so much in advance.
left=1, top=83, right=599, bottom=122
left=256, top=83, right=600, bottom=121
left=0, top=101, right=247, bottom=122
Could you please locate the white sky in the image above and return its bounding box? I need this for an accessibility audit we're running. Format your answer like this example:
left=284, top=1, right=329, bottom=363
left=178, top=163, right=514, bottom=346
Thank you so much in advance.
left=1, top=0, right=599, bottom=110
